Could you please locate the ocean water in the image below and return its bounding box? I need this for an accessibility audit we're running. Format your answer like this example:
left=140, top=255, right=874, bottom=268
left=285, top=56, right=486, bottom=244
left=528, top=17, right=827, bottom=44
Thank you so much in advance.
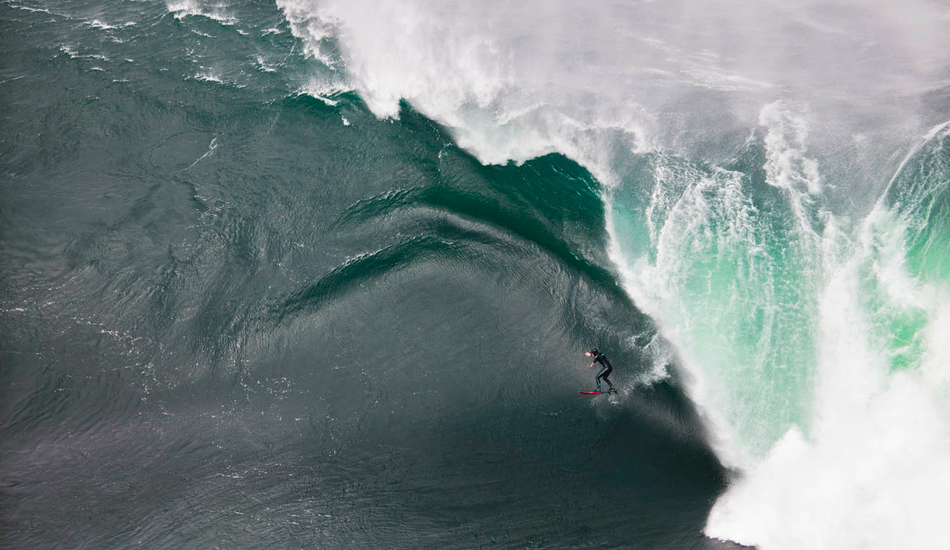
left=2, top=1, right=949, bottom=549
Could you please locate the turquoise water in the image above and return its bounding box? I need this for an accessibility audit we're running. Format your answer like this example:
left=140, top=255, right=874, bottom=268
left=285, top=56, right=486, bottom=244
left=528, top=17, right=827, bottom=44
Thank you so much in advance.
left=609, top=147, right=822, bottom=456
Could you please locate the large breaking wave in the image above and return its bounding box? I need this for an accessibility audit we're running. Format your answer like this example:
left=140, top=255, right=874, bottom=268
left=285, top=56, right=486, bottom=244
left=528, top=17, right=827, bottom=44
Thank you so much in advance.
left=274, top=0, right=950, bottom=548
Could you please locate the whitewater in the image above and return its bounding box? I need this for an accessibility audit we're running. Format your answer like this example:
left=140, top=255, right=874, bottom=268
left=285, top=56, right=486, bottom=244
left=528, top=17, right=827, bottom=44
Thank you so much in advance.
left=276, top=0, right=950, bottom=548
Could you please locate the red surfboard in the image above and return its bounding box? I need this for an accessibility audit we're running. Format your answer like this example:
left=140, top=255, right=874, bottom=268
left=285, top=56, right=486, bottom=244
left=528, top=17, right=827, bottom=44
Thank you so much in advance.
left=580, top=389, right=617, bottom=395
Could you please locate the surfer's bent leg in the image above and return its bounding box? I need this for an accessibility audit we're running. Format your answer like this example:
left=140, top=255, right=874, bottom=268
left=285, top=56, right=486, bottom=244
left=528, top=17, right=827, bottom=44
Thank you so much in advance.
left=596, top=366, right=609, bottom=388
left=597, top=366, right=613, bottom=389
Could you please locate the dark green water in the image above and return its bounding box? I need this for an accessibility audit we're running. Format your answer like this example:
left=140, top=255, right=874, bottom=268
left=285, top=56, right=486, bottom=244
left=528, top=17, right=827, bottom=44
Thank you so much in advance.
left=0, top=1, right=744, bottom=548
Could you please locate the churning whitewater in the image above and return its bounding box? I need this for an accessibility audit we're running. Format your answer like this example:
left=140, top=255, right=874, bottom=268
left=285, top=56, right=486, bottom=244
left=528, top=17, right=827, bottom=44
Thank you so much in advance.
left=2, top=0, right=950, bottom=549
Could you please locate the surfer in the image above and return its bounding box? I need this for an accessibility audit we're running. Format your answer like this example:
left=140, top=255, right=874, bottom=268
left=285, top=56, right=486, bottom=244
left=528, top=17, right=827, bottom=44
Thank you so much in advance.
left=586, top=348, right=615, bottom=392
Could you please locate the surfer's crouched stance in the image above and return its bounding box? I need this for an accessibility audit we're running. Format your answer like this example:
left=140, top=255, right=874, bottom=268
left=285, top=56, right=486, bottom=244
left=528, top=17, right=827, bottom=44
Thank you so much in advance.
left=586, top=348, right=614, bottom=391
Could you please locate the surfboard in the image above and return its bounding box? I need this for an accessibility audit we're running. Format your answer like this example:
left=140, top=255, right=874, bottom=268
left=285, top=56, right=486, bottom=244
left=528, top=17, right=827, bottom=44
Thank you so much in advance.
left=580, top=389, right=617, bottom=395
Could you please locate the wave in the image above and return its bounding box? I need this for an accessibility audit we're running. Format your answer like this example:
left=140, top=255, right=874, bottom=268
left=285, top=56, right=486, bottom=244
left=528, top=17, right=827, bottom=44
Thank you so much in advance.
left=7, top=0, right=949, bottom=547
left=272, top=1, right=950, bottom=548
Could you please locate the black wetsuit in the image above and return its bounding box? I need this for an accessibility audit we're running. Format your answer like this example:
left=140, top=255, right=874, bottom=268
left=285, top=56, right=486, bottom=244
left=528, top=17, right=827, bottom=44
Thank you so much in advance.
left=592, top=353, right=614, bottom=389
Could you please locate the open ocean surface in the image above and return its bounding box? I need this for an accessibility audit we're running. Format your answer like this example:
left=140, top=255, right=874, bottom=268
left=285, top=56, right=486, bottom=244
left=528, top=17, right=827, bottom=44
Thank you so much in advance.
left=2, top=1, right=950, bottom=549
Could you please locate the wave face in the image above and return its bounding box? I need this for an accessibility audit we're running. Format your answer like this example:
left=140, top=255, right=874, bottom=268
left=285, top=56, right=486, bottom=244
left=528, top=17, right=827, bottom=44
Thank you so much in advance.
left=273, top=0, right=950, bottom=548
left=2, top=0, right=950, bottom=549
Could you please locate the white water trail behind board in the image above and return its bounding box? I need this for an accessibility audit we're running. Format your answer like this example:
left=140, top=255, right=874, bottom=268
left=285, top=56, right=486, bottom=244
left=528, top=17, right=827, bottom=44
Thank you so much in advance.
left=277, top=1, right=950, bottom=548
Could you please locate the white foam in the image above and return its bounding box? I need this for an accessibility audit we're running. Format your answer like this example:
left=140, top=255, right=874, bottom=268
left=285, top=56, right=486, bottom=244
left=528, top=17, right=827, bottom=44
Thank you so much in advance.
left=277, top=0, right=343, bottom=68
left=297, top=80, right=349, bottom=105
left=88, top=19, right=118, bottom=30
left=167, top=0, right=237, bottom=26
left=759, top=101, right=821, bottom=197
left=191, top=71, right=223, bottom=84
left=277, top=0, right=664, bottom=175
left=255, top=55, right=278, bottom=73
left=706, top=374, right=950, bottom=550
left=8, top=4, right=52, bottom=14
left=275, top=0, right=950, bottom=185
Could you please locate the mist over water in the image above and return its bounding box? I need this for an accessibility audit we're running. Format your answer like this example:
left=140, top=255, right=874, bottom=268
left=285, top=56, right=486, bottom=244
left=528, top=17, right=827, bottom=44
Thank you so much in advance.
left=277, top=0, right=950, bottom=548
